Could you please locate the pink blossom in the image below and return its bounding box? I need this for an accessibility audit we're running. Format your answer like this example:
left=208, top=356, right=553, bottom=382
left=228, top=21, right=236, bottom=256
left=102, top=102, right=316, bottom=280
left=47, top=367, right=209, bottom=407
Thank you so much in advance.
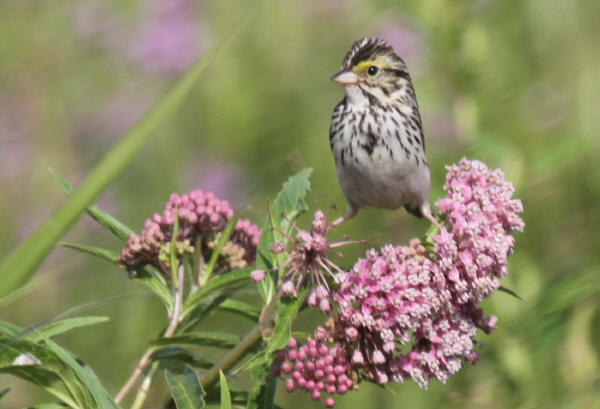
left=118, top=189, right=260, bottom=276
left=275, top=336, right=355, bottom=408
left=433, top=158, right=524, bottom=305
left=271, top=210, right=365, bottom=304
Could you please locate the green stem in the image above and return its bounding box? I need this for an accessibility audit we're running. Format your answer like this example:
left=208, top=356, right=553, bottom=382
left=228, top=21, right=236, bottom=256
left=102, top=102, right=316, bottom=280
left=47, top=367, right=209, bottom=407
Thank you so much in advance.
left=130, top=361, right=159, bottom=409
left=199, top=323, right=266, bottom=389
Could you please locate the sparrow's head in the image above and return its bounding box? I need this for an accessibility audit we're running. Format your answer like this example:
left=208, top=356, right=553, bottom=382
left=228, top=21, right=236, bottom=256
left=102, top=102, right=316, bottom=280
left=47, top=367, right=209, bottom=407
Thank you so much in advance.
left=331, top=37, right=412, bottom=100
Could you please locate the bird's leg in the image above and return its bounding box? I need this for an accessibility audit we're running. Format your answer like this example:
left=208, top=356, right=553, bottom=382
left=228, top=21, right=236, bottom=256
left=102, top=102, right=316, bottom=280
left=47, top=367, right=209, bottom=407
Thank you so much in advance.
left=420, top=203, right=444, bottom=232
left=327, top=206, right=358, bottom=232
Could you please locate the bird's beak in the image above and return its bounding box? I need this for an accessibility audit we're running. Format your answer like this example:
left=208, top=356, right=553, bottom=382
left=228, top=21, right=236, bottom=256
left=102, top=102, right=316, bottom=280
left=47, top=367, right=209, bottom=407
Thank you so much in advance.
left=331, top=69, right=360, bottom=85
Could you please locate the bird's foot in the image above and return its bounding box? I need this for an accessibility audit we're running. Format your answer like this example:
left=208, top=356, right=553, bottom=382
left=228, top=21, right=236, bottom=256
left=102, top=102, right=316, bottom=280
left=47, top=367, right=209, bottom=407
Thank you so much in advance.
left=326, top=207, right=358, bottom=233
left=420, top=203, right=444, bottom=232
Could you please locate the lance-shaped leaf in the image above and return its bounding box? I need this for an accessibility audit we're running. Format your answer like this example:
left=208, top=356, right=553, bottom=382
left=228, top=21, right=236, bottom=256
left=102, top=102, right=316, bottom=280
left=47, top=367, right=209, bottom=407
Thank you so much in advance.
left=50, top=170, right=134, bottom=241
left=150, top=332, right=240, bottom=349
left=59, top=242, right=173, bottom=310
left=0, top=337, right=101, bottom=409
left=165, top=365, right=205, bottom=409
left=201, top=216, right=240, bottom=286
left=44, top=338, right=121, bottom=409
left=183, top=268, right=252, bottom=312
left=153, top=347, right=213, bottom=372
left=217, top=299, right=260, bottom=322
left=22, top=317, right=109, bottom=342
left=219, top=371, right=232, bottom=409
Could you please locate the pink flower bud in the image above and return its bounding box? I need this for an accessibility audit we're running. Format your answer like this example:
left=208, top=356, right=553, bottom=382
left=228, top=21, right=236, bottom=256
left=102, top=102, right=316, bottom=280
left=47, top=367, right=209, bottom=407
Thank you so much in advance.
left=250, top=269, right=266, bottom=282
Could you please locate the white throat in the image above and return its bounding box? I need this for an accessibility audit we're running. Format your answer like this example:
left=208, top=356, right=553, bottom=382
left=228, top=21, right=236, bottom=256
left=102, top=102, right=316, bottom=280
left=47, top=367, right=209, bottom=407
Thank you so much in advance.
left=343, top=85, right=370, bottom=107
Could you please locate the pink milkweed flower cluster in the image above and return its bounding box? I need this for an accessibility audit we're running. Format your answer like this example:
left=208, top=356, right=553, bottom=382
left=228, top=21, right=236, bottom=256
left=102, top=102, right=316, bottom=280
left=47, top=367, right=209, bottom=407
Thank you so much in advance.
left=277, top=158, right=524, bottom=407
left=274, top=334, right=356, bottom=408
left=118, top=189, right=260, bottom=277
left=268, top=210, right=365, bottom=309
left=433, top=158, right=525, bottom=305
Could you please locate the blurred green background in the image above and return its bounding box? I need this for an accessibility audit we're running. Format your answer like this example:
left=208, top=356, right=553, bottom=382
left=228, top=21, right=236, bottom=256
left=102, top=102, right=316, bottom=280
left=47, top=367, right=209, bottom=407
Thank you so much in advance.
left=1, top=0, right=599, bottom=407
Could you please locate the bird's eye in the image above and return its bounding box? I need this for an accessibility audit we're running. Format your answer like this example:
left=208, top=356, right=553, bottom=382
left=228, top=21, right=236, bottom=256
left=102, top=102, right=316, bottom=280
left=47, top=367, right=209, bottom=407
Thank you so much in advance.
left=367, top=66, right=379, bottom=76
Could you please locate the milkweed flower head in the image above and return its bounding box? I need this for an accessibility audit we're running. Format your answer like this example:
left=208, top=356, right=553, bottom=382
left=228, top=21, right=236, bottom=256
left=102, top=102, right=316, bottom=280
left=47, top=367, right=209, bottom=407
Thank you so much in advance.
left=118, top=189, right=261, bottom=277
left=271, top=210, right=365, bottom=309
left=274, top=334, right=357, bottom=408
left=433, top=158, right=524, bottom=305
left=332, top=239, right=455, bottom=386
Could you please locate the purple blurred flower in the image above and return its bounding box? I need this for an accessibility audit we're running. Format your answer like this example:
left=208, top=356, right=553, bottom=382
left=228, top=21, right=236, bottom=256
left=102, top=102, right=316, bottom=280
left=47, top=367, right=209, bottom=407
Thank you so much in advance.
left=377, top=17, right=427, bottom=75
left=118, top=189, right=260, bottom=277
left=182, top=153, right=250, bottom=209
left=74, top=0, right=206, bottom=76
left=129, top=0, right=206, bottom=75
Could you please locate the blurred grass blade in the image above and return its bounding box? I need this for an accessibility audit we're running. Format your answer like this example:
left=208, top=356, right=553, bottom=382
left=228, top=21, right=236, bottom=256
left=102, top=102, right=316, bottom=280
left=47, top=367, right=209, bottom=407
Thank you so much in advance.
left=165, top=365, right=205, bottom=409
left=0, top=15, right=251, bottom=299
left=219, top=371, right=231, bottom=409
left=0, top=387, right=8, bottom=399
left=50, top=169, right=134, bottom=241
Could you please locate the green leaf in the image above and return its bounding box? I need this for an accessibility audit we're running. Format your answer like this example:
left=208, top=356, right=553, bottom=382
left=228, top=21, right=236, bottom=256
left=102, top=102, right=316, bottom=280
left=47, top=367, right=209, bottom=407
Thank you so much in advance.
left=0, top=337, right=90, bottom=408
left=217, top=299, right=260, bottom=322
left=23, top=317, right=109, bottom=342
left=153, top=347, right=213, bottom=372
left=219, top=371, right=232, bottom=409
left=170, top=206, right=181, bottom=283
left=204, top=388, right=248, bottom=405
left=59, top=242, right=174, bottom=311
left=268, top=289, right=306, bottom=357
left=178, top=294, right=231, bottom=334
left=183, top=268, right=252, bottom=312
left=44, top=338, right=121, bottom=409
left=165, top=365, right=205, bottom=409
left=22, top=404, right=69, bottom=409
left=244, top=289, right=306, bottom=376
left=0, top=321, right=20, bottom=336
left=150, top=332, right=240, bottom=349
left=256, top=169, right=312, bottom=302
left=0, top=16, right=251, bottom=299
left=59, top=242, right=119, bottom=265
left=202, top=216, right=240, bottom=285
left=131, top=267, right=173, bottom=312
left=50, top=169, right=134, bottom=241
left=246, top=373, right=276, bottom=409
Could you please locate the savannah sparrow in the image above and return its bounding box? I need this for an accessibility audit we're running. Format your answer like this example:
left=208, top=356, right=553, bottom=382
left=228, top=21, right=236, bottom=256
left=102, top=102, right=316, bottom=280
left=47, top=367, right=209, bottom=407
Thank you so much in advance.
left=329, top=37, right=439, bottom=228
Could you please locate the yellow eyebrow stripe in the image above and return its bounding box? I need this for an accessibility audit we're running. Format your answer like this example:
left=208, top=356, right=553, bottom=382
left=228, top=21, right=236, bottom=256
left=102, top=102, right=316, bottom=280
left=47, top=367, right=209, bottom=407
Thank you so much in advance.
left=352, top=60, right=383, bottom=72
